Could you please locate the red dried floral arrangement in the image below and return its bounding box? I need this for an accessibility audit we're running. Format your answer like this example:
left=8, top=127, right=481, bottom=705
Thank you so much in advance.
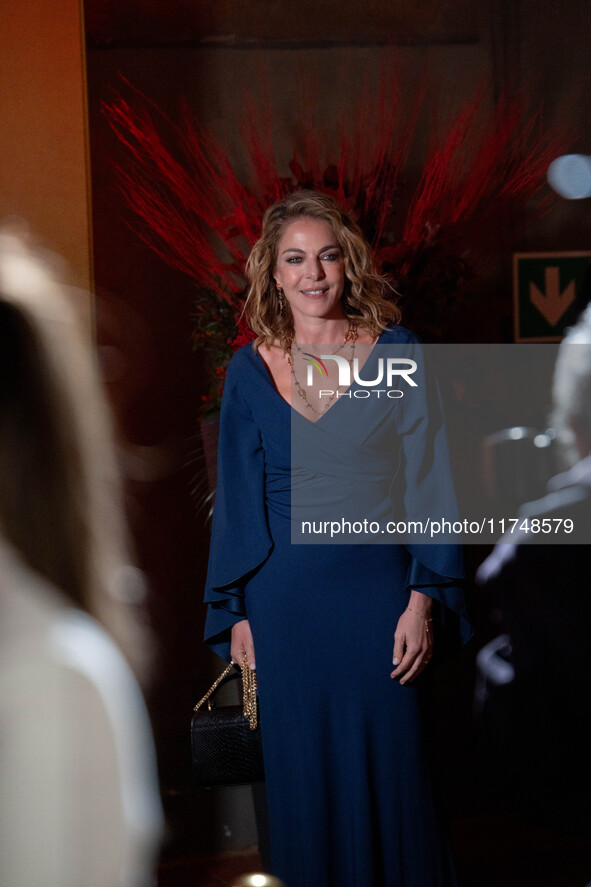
left=103, top=73, right=568, bottom=414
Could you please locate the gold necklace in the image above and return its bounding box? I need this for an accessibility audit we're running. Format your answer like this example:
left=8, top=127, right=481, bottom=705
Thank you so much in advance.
left=288, top=322, right=359, bottom=416
left=285, top=322, right=359, bottom=365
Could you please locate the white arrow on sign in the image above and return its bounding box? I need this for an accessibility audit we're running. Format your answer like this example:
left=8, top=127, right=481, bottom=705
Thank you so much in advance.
left=529, top=266, right=575, bottom=326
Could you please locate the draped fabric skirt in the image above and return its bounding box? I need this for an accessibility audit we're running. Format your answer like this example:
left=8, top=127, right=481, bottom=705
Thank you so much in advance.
left=204, top=330, right=470, bottom=887
left=245, top=512, right=457, bottom=887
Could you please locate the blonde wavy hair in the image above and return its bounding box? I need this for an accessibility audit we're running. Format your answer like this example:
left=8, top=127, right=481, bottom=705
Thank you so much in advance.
left=0, top=231, right=151, bottom=682
left=244, top=190, right=401, bottom=350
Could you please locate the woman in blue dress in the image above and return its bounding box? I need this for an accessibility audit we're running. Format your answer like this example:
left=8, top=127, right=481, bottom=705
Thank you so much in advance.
left=204, top=191, right=471, bottom=887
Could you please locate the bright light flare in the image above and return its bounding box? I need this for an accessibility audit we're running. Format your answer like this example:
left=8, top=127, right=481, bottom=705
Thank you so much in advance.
left=547, top=154, right=591, bottom=199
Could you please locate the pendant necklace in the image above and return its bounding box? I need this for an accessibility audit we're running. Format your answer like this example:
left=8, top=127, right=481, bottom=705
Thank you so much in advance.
left=288, top=322, right=359, bottom=416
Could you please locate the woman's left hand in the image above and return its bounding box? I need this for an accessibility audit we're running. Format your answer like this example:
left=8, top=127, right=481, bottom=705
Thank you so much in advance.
left=390, top=592, right=434, bottom=685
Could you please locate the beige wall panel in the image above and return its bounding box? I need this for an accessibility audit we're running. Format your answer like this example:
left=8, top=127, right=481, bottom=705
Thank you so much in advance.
left=0, top=0, right=93, bottom=330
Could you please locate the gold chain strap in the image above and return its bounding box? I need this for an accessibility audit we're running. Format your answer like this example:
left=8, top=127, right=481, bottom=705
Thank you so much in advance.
left=193, top=656, right=258, bottom=731
left=193, top=661, right=235, bottom=712
left=241, top=657, right=258, bottom=730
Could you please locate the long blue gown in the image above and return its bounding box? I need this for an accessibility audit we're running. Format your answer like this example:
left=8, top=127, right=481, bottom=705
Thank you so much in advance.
left=204, top=326, right=472, bottom=887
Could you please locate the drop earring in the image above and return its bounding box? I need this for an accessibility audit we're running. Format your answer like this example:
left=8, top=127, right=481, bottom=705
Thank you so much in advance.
left=276, top=284, right=285, bottom=317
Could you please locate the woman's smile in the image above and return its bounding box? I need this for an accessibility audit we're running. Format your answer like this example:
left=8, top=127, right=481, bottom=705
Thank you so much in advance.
left=301, top=287, right=329, bottom=298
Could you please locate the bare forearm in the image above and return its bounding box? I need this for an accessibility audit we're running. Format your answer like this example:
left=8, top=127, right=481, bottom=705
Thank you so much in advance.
left=407, top=589, right=433, bottom=615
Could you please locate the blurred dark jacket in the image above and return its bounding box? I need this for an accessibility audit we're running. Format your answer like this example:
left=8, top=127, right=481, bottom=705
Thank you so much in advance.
left=476, top=455, right=591, bottom=832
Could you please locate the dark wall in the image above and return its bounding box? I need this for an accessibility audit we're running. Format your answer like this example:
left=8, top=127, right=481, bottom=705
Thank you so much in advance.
left=87, top=47, right=209, bottom=800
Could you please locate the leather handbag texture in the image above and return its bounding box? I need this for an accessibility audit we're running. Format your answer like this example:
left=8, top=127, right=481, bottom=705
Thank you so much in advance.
left=191, top=660, right=265, bottom=787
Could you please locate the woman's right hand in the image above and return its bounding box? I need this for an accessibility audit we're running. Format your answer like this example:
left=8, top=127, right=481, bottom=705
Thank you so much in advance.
left=230, top=619, right=256, bottom=670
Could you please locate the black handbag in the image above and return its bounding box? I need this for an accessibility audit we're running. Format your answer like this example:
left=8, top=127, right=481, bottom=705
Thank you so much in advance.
left=191, top=658, right=265, bottom=787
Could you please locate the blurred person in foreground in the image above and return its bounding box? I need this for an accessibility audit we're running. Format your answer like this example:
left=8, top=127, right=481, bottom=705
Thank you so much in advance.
left=477, top=305, right=591, bottom=834
left=0, top=230, right=163, bottom=887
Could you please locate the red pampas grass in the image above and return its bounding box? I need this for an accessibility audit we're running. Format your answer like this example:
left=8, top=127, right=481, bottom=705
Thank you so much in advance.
left=103, top=69, right=571, bottom=405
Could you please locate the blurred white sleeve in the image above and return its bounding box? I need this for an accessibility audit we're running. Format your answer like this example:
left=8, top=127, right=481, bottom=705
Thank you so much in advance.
left=0, top=554, right=163, bottom=887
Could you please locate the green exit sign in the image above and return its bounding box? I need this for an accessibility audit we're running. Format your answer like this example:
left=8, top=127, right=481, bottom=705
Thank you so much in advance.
left=513, top=252, right=591, bottom=341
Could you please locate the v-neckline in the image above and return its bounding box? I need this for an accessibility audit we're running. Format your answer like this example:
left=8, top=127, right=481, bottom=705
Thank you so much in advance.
left=253, top=331, right=386, bottom=425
